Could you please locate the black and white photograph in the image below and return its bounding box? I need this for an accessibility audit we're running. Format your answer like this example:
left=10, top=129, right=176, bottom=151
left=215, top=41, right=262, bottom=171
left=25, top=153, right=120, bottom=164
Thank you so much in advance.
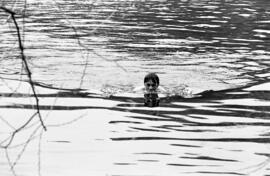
left=0, top=0, right=270, bottom=175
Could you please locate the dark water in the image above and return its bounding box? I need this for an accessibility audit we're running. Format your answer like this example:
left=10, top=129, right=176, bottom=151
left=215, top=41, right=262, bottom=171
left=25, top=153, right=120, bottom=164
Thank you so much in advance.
left=0, top=0, right=270, bottom=92
left=1, top=0, right=270, bottom=176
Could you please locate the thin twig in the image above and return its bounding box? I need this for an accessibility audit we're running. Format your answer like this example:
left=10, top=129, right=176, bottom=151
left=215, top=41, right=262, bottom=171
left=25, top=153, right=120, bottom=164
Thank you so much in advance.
left=0, top=115, right=16, bottom=130
left=5, top=148, right=18, bottom=176
left=51, top=0, right=128, bottom=74
left=38, top=130, right=43, bottom=176
left=1, top=112, right=37, bottom=148
left=7, top=124, right=43, bottom=172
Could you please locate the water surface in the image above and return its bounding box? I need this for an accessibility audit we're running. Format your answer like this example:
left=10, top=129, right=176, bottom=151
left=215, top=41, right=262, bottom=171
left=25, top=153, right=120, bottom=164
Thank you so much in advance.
left=0, top=0, right=270, bottom=176
left=0, top=0, right=269, bottom=93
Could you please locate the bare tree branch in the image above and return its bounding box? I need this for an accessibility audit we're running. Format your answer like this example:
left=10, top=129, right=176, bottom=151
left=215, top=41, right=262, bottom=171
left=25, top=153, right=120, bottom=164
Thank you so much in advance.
left=6, top=125, right=43, bottom=174
left=1, top=112, right=37, bottom=148
left=51, top=0, right=128, bottom=79
left=0, top=115, right=16, bottom=130
left=0, top=6, right=47, bottom=131
left=5, top=148, right=18, bottom=176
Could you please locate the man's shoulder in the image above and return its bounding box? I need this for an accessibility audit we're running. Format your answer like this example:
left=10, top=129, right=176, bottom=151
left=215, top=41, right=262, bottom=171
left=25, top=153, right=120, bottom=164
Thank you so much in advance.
left=133, top=86, right=145, bottom=92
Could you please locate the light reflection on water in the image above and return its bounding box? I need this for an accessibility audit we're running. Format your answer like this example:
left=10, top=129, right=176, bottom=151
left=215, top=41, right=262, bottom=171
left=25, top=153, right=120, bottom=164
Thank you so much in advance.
left=0, top=0, right=270, bottom=92
left=0, top=83, right=270, bottom=175
left=1, top=0, right=270, bottom=176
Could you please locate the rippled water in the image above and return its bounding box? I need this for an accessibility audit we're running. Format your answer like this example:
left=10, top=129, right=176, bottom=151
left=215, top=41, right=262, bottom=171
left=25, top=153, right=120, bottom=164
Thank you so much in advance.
left=1, top=0, right=270, bottom=92
left=1, top=0, right=270, bottom=176
left=0, top=81, right=270, bottom=176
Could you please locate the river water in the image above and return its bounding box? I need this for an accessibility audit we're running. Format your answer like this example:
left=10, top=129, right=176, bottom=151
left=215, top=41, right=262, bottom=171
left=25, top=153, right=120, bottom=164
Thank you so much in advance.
left=1, top=0, right=270, bottom=93
left=0, top=0, right=270, bottom=176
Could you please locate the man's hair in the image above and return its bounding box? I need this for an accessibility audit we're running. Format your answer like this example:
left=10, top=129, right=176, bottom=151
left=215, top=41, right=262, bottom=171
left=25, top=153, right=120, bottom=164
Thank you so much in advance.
left=144, top=73, right=159, bottom=86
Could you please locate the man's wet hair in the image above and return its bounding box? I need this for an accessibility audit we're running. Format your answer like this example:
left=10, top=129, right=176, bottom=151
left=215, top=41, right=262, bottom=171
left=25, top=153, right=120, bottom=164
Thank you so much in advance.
left=144, top=73, right=159, bottom=86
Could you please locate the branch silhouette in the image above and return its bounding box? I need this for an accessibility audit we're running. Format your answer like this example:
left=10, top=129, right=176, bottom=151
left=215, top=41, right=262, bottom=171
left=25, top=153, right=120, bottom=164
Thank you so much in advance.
left=0, top=6, right=46, bottom=139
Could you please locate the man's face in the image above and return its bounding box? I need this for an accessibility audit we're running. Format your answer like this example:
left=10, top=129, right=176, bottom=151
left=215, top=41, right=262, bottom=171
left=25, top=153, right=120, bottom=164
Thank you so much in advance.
left=144, top=80, right=158, bottom=92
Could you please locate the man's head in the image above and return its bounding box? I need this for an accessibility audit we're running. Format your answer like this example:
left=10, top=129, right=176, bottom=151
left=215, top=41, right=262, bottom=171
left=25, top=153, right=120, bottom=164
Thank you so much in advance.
left=144, top=73, right=159, bottom=91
